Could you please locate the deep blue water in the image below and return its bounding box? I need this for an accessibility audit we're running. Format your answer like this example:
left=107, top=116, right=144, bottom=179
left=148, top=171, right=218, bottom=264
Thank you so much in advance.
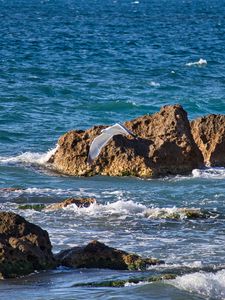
left=1, top=0, right=225, bottom=299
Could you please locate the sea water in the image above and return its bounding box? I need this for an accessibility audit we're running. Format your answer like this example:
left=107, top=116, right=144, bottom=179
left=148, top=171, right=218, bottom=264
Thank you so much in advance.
left=1, top=0, right=225, bottom=299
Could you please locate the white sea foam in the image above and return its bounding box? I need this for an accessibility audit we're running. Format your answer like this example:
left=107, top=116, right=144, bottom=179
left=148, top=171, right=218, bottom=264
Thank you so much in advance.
left=0, top=187, right=97, bottom=201
left=124, top=281, right=148, bottom=287
left=60, top=200, right=209, bottom=220
left=170, top=269, right=225, bottom=299
left=149, top=81, right=160, bottom=87
left=192, top=167, right=225, bottom=179
left=63, top=200, right=147, bottom=217
left=186, top=58, right=207, bottom=66
left=0, top=145, right=58, bottom=166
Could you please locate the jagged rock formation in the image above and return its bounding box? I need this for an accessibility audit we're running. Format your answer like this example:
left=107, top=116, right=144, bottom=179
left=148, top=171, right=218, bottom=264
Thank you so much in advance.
left=55, top=240, right=163, bottom=270
left=0, top=211, right=56, bottom=279
left=44, top=197, right=96, bottom=211
left=18, top=197, right=96, bottom=212
left=191, top=114, right=225, bottom=166
left=49, top=105, right=204, bottom=177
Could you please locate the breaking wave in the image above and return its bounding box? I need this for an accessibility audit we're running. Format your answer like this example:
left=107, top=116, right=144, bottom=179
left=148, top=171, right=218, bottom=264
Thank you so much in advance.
left=170, top=269, right=225, bottom=299
left=63, top=200, right=146, bottom=216
left=192, top=167, right=225, bottom=179
left=186, top=58, right=207, bottom=66
left=61, top=200, right=216, bottom=220
left=0, top=146, right=58, bottom=166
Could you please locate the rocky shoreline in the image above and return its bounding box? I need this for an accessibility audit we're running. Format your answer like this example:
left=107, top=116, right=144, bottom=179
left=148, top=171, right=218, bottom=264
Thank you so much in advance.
left=0, top=211, right=163, bottom=279
left=48, top=104, right=225, bottom=178
left=2, top=104, right=225, bottom=279
left=0, top=197, right=220, bottom=279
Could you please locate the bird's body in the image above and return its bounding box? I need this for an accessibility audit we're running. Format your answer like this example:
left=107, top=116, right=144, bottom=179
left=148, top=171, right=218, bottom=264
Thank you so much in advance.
left=87, top=123, right=136, bottom=164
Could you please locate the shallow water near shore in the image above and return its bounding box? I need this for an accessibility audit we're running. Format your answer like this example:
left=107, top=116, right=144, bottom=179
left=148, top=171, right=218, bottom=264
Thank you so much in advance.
left=1, top=0, right=225, bottom=299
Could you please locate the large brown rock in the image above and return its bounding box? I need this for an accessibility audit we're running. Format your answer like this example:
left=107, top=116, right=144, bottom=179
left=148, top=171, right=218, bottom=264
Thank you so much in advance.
left=55, top=240, right=163, bottom=270
left=0, top=211, right=56, bottom=279
left=191, top=114, right=225, bottom=166
left=49, top=105, right=203, bottom=177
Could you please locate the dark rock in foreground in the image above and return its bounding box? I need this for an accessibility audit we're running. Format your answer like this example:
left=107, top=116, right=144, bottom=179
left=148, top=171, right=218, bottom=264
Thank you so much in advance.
left=0, top=211, right=56, bottom=279
left=55, top=240, right=163, bottom=270
left=49, top=105, right=204, bottom=178
left=191, top=114, right=225, bottom=166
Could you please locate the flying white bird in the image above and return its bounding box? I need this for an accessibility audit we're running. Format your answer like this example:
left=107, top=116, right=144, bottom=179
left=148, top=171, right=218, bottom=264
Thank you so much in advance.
left=87, top=123, right=137, bottom=164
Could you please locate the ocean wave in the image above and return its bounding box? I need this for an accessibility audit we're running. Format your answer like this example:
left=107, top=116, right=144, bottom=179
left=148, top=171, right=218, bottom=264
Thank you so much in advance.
left=78, top=100, right=140, bottom=112
left=147, top=260, right=204, bottom=271
left=0, top=146, right=58, bottom=166
left=61, top=200, right=215, bottom=220
left=186, top=58, right=207, bottom=66
left=0, top=187, right=97, bottom=200
left=170, top=269, right=225, bottom=299
left=192, top=167, right=225, bottom=179
left=63, top=200, right=146, bottom=217
left=164, top=167, right=225, bottom=181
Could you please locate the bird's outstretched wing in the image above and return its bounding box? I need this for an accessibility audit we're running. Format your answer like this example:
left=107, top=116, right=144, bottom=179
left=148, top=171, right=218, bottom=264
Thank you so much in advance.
left=87, top=123, right=135, bottom=164
left=87, top=132, right=113, bottom=164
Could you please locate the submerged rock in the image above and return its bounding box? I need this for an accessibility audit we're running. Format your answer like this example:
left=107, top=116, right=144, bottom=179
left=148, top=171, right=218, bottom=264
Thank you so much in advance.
left=55, top=240, right=163, bottom=270
left=0, top=211, right=56, bottom=279
left=72, top=263, right=225, bottom=288
left=49, top=105, right=203, bottom=178
left=144, top=207, right=217, bottom=220
left=73, top=273, right=176, bottom=287
left=18, top=198, right=96, bottom=212
left=18, top=204, right=46, bottom=211
left=191, top=114, right=225, bottom=166
left=45, top=197, right=96, bottom=211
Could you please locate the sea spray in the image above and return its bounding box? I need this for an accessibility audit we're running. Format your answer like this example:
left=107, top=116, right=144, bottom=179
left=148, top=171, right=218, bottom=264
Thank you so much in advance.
left=186, top=58, right=207, bottom=66
left=171, top=269, right=225, bottom=299
left=0, top=145, right=59, bottom=166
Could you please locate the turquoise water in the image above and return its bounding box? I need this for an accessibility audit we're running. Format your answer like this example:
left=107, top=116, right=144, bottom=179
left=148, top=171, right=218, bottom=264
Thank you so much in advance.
left=1, top=0, right=225, bottom=299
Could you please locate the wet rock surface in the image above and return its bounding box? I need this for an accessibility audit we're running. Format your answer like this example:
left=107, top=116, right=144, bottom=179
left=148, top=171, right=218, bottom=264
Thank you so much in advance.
left=0, top=211, right=56, bottom=279
left=45, top=197, right=96, bottom=211
left=191, top=114, right=225, bottom=166
left=18, top=198, right=96, bottom=212
left=49, top=105, right=204, bottom=177
left=55, top=240, right=163, bottom=270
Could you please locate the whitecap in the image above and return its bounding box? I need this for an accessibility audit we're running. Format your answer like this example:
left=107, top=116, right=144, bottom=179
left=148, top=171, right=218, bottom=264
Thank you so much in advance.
left=170, top=269, right=225, bottom=299
left=149, top=81, right=160, bottom=87
left=55, top=200, right=215, bottom=221
left=63, top=200, right=147, bottom=217
left=192, top=167, right=225, bottom=179
left=0, top=145, right=58, bottom=166
left=186, top=58, right=207, bottom=66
